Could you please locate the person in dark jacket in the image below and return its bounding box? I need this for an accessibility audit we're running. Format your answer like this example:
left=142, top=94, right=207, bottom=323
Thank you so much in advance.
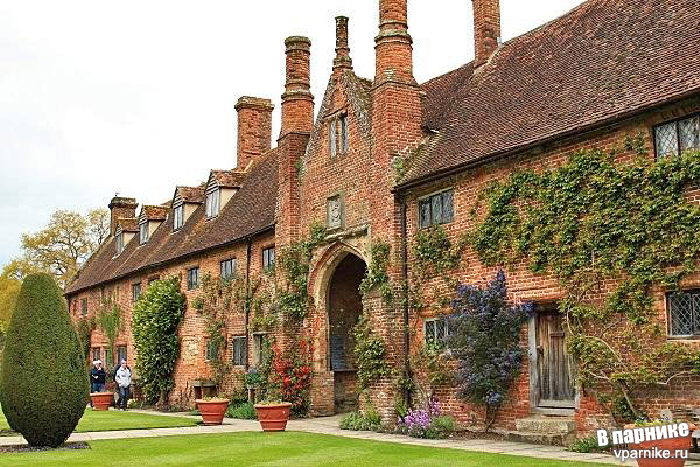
left=91, top=360, right=106, bottom=393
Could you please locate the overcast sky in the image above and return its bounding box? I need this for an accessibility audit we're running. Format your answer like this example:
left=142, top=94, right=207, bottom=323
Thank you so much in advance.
left=0, top=0, right=585, bottom=267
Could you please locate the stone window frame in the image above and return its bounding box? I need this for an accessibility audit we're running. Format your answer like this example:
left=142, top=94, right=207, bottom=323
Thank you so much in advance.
left=220, top=258, right=237, bottom=281
left=261, top=247, right=275, bottom=272
left=232, top=336, right=247, bottom=366
left=326, top=193, right=344, bottom=231
left=132, top=282, right=142, bottom=302
left=423, top=317, right=450, bottom=347
left=252, top=332, right=267, bottom=368
left=666, top=289, right=700, bottom=339
left=653, top=113, right=700, bottom=159
left=417, top=188, right=456, bottom=229
left=328, top=111, right=349, bottom=159
left=187, top=267, right=200, bottom=291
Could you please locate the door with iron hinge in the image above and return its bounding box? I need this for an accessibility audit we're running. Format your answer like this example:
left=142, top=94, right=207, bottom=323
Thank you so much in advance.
left=536, top=308, right=576, bottom=408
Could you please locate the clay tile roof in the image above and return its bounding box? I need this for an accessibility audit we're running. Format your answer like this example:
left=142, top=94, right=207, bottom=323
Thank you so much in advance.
left=175, top=186, right=205, bottom=204
left=117, top=218, right=139, bottom=233
left=209, top=169, right=246, bottom=189
left=65, top=149, right=278, bottom=295
left=400, top=0, right=700, bottom=186
left=141, top=205, right=168, bottom=221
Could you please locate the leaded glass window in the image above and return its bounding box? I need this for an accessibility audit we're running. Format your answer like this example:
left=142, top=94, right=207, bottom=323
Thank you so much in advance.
left=418, top=189, right=455, bottom=228
left=329, top=119, right=337, bottom=158
left=668, top=290, right=700, bottom=337
left=220, top=258, right=237, bottom=281
left=340, top=115, right=349, bottom=153
left=187, top=267, right=199, bottom=290
left=655, top=116, right=700, bottom=159
left=425, top=317, right=449, bottom=345
left=174, top=204, right=184, bottom=231
left=232, top=336, right=247, bottom=366
left=205, top=188, right=219, bottom=218
left=139, top=221, right=148, bottom=244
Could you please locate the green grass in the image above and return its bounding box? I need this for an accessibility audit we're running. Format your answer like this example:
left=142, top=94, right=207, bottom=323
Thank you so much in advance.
left=0, top=408, right=199, bottom=433
left=0, top=432, right=608, bottom=466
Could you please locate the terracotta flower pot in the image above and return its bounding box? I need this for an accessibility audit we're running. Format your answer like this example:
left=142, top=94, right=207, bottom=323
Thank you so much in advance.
left=624, top=423, right=696, bottom=467
left=254, top=403, right=293, bottom=432
left=196, top=399, right=229, bottom=426
left=90, top=392, right=113, bottom=411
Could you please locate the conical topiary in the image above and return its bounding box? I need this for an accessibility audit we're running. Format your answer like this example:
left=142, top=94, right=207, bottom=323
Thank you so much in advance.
left=0, top=273, right=88, bottom=447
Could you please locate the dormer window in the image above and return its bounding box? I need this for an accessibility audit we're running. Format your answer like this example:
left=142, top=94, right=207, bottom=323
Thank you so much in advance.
left=174, top=203, right=184, bottom=231
left=139, top=221, right=148, bottom=244
left=115, top=230, right=125, bottom=255
left=205, top=184, right=220, bottom=219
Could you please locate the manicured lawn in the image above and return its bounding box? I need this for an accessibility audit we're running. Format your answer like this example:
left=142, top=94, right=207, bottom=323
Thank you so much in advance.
left=0, top=408, right=199, bottom=433
left=0, top=432, right=608, bottom=466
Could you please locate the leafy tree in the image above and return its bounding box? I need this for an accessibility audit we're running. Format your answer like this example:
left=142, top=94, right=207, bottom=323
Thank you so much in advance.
left=132, top=277, right=185, bottom=407
left=7, top=209, right=109, bottom=288
left=449, top=271, right=532, bottom=432
left=0, top=265, right=21, bottom=327
left=0, top=273, right=88, bottom=447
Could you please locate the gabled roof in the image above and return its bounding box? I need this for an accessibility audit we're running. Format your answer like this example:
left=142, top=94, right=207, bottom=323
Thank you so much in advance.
left=116, top=218, right=138, bottom=233
left=400, top=0, right=700, bottom=187
left=139, top=205, right=168, bottom=221
left=174, top=186, right=205, bottom=204
left=209, top=169, right=246, bottom=189
left=65, top=150, right=279, bottom=295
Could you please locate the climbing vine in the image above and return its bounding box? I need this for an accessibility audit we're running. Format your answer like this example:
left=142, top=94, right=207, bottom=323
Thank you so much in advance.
left=471, top=139, right=700, bottom=420
left=76, top=316, right=95, bottom=363
left=96, top=298, right=122, bottom=367
left=353, top=313, right=394, bottom=389
left=132, top=276, right=186, bottom=406
left=278, top=223, right=328, bottom=320
left=359, top=241, right=393, bottom=302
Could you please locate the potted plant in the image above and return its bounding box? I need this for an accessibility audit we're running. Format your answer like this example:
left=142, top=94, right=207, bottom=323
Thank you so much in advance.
left=90, top=391, right=113, bottom=411
left=254, top=398, right=293, bottom=432
left=196, top=397, right=229, bottom=425
left=625, top=420, right=696, bottom=467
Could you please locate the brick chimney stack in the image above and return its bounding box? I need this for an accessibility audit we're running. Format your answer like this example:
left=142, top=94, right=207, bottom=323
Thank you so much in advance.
left=280, top=36, right=314, bottom=138
left=108, top=196, right=138, bottom=236
left=333, top=16, right=352, bottom=73
left=375, top=0, right=414, bottom=84
left=234, top=96, right=274, bottom=169
left=472, top=0, right=501, bottom=68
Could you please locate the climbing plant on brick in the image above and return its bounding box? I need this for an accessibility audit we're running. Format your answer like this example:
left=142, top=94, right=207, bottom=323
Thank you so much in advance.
left=471, top=139, right=700, bottom=420
left=359, top=241, right=393, bottom=302
left=132, top=276, right=186, bottom=406
left=353, top=313, right=394, bottom=389
left=96, top=298, right=122, bottom=368
left=449, top=271, right=532, bottom=432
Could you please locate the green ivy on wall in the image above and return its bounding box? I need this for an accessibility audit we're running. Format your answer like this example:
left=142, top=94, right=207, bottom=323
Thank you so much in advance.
left=353, top=313, right=394, bottom=389
left=471, top=138, right=700, bottom=420
left=359, top=241, right=393, bottom=302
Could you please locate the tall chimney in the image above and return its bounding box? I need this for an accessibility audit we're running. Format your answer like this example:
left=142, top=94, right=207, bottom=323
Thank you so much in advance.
left=280, top=36, right=314, bottom=138
left=234, top=96, right=274, bottom=169
left=108, top=196, right=138, bottom=236
left=472, top=0, right=501, bottom=68
left=375, top=0, right=414, bottom=84
left=333, top=16, right=352, bottom=73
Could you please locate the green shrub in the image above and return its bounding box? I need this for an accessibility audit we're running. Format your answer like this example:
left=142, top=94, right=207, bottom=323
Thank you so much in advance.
left=339, top=410, right=381, bottom=431
left=426, top=416, right=456, bottom=439
left=132, top=276, right=186, bottom=406
left=0, top=274, right=88, bottom=447
left=226, top=402, right=256, bottom=419
left=568, top=435, right=609, bottom=453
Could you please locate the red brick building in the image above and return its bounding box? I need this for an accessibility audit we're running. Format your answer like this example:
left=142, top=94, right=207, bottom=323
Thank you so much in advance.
left=66, top=0, right=700, bottom=437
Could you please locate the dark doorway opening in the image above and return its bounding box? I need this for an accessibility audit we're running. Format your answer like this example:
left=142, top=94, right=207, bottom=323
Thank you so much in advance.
left=327, top=253, right=366, bottom=413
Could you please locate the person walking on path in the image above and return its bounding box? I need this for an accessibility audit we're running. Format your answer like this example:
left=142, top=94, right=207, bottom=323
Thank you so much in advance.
left=90, top=360, right=107, bottom=393
left=115, top=360, right=132, bottom=410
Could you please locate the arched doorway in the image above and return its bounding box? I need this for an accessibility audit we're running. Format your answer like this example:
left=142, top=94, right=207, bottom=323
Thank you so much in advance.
left=327, top=253, right=366, bottom=413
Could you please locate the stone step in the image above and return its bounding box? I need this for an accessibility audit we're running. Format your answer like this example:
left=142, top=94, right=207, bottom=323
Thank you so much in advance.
left=515, top=416, right=576, bottom=434
left=505, top=430, right=577, bottom=447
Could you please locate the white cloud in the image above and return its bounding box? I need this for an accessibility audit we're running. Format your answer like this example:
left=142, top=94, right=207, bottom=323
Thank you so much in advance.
left=0, top=0, right=584, bottom=265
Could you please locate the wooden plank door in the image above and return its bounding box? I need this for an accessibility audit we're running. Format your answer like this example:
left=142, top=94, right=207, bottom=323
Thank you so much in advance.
left=536, top=311, right=575, bottom=408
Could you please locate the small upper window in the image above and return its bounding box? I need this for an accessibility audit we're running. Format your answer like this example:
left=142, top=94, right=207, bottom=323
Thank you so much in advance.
left=220, top=258, right=237, bottom=281
left=667, top=290, right=700, bottom=337
left=174, top=204, right=184, bottom=231
left=339, top=115, right=349, bottom=153
left=329, top=119, right=337, bottom=158
left=654, top=116, right=700, bottom=158
left=81, top=298, right=88, bottom=318
left=92, top=348, right=101, bottom=362
left=118, top=346, right=127, bottom=363
left=419, top=189, right=455, bottom=228
left=262, top=247, right=275, bottom=272
left=205, top=339, right=218, bottom=362
left=115, top=232, right=125, bottom=255
left=232, top=336, right=247, bottom=366
left=132, top=283, right=142, bottom=302
left=187, top=267, right=199, bottom=291
left=205, top=187, right=220, bottom=219
left=139, top=221, right=148, bottom=244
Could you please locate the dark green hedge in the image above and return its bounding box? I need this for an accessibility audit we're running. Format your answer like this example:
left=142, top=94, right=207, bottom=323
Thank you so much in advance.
left=0, top=273, right=88, bottom=447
